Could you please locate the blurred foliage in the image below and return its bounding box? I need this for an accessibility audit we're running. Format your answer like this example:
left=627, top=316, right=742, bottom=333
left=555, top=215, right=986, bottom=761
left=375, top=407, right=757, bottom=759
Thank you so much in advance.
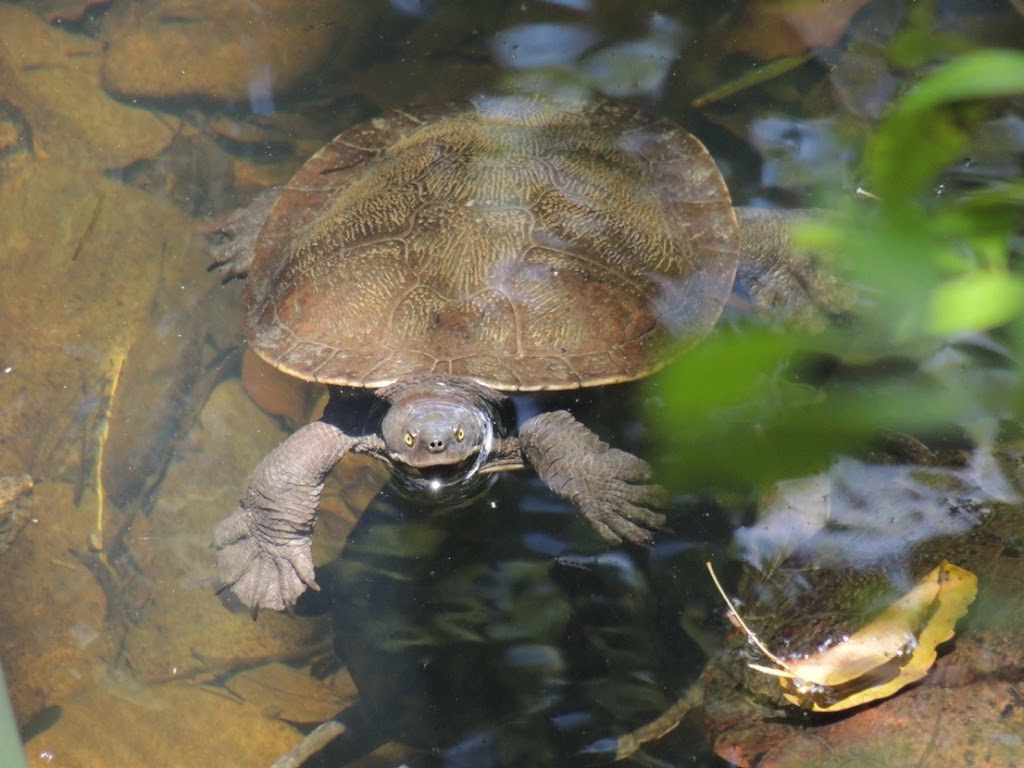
left=651, top=44, right=1024, bottom=490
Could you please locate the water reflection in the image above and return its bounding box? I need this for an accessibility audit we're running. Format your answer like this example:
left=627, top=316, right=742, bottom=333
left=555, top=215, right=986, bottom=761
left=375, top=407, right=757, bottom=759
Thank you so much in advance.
left=328, top=468, right=686, bottom=767
left=747, top=117, right=857, bottom=192
left=735, top=448, right=1014, bottom=573
left=496, top=13, right=686, bottom=101
left=491, top=23, right=601, bottom=71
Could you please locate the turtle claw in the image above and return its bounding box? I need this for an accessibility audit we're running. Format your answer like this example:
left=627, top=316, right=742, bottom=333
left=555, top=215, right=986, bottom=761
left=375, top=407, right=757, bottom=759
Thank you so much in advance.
left=214, top=505, right=319, bottom=614
left=576, top=464, right=668, bottom=547
left=206, top=188, right=279, bottom=280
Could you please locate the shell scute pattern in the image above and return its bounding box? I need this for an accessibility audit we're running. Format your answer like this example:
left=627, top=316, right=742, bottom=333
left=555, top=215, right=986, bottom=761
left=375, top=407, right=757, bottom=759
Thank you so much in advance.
left=242, top=98, right=738, bottom=390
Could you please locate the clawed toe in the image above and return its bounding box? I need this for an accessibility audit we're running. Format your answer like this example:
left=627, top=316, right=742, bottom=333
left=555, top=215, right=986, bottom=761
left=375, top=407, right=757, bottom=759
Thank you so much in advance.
left=213, top=508, right=319, bottom=613
left=221, top=549, right=317, bottom=613
left=582, top=499, right=668, bottom=547
left=212, top=508, right=253, bottom=549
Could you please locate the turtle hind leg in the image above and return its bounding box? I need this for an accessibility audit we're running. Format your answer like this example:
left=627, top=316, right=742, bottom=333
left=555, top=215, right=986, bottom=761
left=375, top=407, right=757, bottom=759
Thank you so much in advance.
left=207, top=188, right=280, bottom=280
left=734, top=206, right=853, bottom=327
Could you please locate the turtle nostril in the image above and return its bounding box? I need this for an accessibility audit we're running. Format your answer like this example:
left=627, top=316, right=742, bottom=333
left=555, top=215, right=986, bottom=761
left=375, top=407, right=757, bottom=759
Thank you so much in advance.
left=427, top=438, right=446, bottom=452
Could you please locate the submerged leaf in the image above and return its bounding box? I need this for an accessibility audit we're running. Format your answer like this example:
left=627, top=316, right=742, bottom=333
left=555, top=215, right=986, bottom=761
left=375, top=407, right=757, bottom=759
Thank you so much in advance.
left=781, top=575, right=939, bottom=688
left=868, top=50, right=1024, bottom=202
left=728, top=0, right=873, bottom=60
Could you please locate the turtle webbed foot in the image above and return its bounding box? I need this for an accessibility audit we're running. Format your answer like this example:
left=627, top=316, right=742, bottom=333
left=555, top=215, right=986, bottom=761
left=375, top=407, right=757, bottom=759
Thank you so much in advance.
left=519, top=410, right=668, bottom=546
left=214, top=504, right=318, bottom=614
left=574, top=449, right=669, bottom=546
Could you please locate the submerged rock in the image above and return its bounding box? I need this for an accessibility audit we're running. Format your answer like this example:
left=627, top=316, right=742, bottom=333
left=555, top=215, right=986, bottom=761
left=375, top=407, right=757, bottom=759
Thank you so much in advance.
left=0, top=5, right=175, bottom=172
left=100, top=0, right=378, bottom=105
left=0, top=473, right=33, bottom=555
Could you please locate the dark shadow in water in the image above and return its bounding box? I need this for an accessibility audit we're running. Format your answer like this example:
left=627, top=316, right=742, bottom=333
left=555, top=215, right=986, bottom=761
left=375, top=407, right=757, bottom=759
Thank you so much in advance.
left=17, top=705, right=61, bottom=744
left=308, top=386, right=716, bottom=767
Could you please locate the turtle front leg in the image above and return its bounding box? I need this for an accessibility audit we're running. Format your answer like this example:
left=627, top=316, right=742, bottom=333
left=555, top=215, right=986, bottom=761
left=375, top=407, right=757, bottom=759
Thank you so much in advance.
left=213, top=421, right=358, bottom=614
left=518, top=411, right=667, bottom=545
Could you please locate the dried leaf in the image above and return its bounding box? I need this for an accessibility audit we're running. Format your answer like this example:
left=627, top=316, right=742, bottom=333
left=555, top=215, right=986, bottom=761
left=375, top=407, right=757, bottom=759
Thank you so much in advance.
left=728, top=0, right=874, bottom=61
left=708, top=560, right=978, bottom=712
left=781, top=570, right=940, bottom=687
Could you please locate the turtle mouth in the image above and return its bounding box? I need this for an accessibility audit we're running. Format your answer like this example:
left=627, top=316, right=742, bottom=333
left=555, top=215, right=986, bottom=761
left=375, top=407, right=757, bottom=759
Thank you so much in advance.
left=389, top=454, right=493, bottom=503
left=400, top=452, right=476, bottom=470
left=401, top=454, right=478, bottom=484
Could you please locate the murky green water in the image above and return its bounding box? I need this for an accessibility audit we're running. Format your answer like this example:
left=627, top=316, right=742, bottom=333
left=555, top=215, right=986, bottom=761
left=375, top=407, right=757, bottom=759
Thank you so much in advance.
left=0, top=1, right=1022, bottom=767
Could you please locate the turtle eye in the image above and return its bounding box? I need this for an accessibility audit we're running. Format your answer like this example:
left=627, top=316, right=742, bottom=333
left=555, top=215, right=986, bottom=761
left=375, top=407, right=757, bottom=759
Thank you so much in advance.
left=404, top=432, right=415, bottom=447
left=455, top=427, right=465, bottom=442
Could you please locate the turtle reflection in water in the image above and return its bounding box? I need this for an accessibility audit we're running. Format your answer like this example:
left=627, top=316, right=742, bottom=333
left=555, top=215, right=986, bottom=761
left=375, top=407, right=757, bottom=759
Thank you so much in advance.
left=212, top=96, right=844, bottom=613
left=321, top=477, right=706, bottom=768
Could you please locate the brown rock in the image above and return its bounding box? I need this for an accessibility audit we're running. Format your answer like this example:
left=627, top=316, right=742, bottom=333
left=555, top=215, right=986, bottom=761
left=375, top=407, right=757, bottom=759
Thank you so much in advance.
left=0, top=5, right=176, bottom=171
left=0, top=161, right=194, bottom=482
left=0, top=482, right=112, bottom=726
left=223, top=662, right=355, bottom=723
left=24, top=677, right=307, bottom=767
left=0, top=473, right=33, bottom=555
left=241, top=347, right=324, bottom=427
left=29, top=0, right=112, bottom=24
left=101, top=0, right=376, bottom=104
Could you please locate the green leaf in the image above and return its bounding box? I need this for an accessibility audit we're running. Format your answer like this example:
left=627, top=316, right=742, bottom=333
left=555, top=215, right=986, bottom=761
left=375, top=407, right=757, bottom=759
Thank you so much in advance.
left=887, top=28, right=967, bottom=69
left=896, top=50, right=1024, bottom=115
left=928, top=272, right=1024, bottom=335
left=653, top=330, right=804, bottom=426
left=867, top=50, right=1024, bottom=200
left=953, top=181, right=1024, bottom=210
left=868, top=107, right=970, bottom=202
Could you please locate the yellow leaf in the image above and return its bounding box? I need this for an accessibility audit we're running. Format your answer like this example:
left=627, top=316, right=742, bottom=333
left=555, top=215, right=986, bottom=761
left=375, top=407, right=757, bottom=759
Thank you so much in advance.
left=707, top=560, right=978, bottom=713
left=783, top=571, right=940, bottom=688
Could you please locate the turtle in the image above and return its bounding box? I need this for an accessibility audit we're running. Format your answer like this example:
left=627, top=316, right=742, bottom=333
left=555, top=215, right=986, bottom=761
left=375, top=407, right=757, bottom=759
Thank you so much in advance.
left=212, top=96, right=842, bottom=613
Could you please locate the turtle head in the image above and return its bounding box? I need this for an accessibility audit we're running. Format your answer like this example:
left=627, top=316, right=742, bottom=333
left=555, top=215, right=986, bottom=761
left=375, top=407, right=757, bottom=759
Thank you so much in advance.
left=381, top=394, right=492, bottom=471
left=376, top=375, right=507, bottom=497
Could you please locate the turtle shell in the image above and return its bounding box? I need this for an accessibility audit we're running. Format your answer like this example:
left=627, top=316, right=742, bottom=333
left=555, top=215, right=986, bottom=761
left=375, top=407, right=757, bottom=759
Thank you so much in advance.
left=242, top=97, right=739, bottom=390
